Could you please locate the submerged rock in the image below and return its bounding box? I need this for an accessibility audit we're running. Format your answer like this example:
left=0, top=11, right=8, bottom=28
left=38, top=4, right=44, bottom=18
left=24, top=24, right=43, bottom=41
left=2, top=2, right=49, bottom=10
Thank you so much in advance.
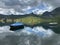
left=10, top=22, right=24, bottom=31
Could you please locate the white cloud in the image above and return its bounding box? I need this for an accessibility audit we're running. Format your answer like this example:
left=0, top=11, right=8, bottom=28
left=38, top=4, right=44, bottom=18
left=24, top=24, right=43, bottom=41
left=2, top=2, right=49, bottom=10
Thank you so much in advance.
left=42, top=0, right=60, bottom=8
left=33, top=9, right=47, bottom=14
left=0, top=8, right=25, bottom=15
left=0, top=0, right=41, bottom=15
left=0, top=0, right=59, bottom=15
left=33, top=4, right=53, bottom=14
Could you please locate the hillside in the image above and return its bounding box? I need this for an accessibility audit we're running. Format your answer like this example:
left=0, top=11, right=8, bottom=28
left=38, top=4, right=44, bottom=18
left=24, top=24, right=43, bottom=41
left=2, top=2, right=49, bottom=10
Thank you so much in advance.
left=0, top=7, right=60, bottom=26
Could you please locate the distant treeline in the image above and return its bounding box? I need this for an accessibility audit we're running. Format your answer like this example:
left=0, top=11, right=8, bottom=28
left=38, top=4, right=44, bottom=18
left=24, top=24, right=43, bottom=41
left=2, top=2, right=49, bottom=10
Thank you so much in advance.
left=0, top=14, right=43, bottom=26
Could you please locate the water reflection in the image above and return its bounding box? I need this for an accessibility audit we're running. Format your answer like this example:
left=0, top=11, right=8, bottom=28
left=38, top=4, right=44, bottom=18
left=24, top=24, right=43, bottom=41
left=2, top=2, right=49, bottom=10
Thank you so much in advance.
left=41, top=22, right=60, bottom=34
left=0, top=22, right=60, bottom=45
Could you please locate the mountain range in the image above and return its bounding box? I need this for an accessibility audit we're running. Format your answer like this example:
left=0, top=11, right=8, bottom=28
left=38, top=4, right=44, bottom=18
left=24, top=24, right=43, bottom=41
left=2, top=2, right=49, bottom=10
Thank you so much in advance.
left=0, top=7, right=60, bottom=18
left=41, top=7, right=60, bottom=18
left=0, top=7, right=60, bottom=26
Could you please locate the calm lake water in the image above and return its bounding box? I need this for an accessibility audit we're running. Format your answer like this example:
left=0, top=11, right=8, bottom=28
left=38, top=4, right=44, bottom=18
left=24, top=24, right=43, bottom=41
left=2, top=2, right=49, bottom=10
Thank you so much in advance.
left=0, top=23, right=60, bottom=45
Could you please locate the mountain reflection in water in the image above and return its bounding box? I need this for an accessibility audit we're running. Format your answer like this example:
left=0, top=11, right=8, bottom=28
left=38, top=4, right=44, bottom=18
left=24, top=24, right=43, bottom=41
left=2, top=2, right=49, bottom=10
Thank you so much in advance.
left=41, top=22, right=60, bottom=34
left=0, top=22, right=60, bottom=45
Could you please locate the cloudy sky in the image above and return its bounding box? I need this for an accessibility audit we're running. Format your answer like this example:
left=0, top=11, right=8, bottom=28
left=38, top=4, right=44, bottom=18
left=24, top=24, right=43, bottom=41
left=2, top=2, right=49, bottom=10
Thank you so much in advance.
left=0, top=0, right=60, bottom=15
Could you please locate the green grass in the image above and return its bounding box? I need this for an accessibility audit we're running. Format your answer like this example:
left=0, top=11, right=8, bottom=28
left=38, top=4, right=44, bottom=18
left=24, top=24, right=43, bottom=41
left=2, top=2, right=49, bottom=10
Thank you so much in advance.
left=16, top=16, right=45, bottom=25
left=13, top=15, right=60, bottom=25
left=0, top=15, right=60, bottom=26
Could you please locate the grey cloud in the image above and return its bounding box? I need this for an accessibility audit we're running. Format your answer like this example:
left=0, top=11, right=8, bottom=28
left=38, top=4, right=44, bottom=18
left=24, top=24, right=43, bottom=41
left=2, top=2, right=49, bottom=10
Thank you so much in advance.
left=4, top=0, right=19, bottom=6
left=42, top=0, right=60, bottom=8
left=0, top=0, right=41, bottom=14
left=1, top=0, right=60, bottom=15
